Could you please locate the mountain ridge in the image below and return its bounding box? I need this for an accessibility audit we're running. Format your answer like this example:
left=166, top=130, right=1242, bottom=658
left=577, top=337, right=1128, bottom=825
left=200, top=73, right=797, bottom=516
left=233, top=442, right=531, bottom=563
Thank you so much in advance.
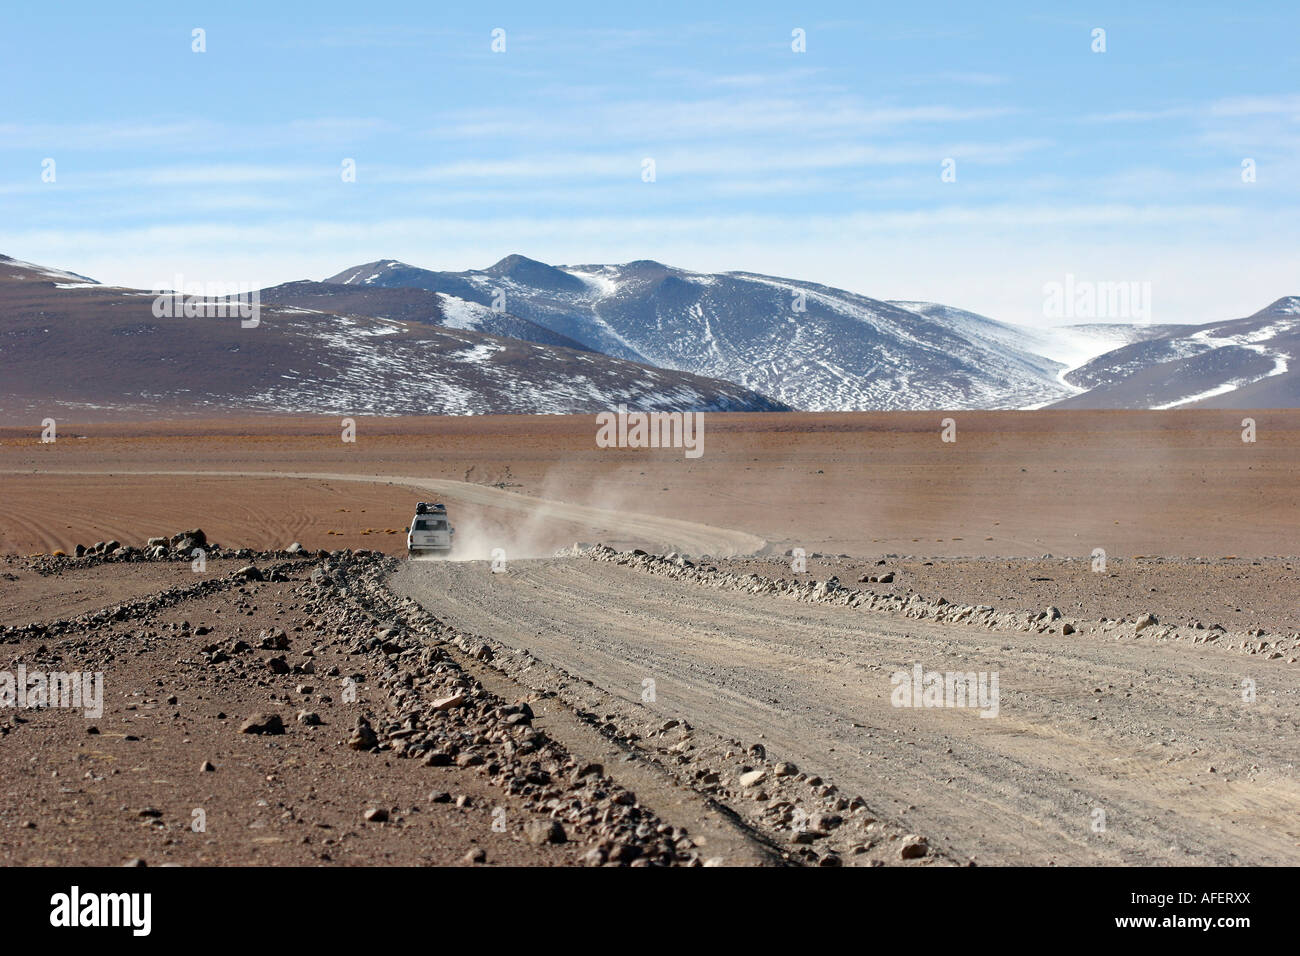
left=327, top=254, right=1296, bottom=411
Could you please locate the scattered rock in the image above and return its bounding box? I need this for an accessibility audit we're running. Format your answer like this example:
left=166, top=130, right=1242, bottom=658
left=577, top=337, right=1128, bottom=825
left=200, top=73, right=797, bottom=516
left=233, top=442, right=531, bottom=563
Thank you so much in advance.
left=348, top=716, right=378, bottom=751
left=238, top=713, right=284, bottom=735
left=738, top=769, right=768, bottom=788
left=525, top=818, right=567, bottom=845
left=899, top=835, right=929, bottom=859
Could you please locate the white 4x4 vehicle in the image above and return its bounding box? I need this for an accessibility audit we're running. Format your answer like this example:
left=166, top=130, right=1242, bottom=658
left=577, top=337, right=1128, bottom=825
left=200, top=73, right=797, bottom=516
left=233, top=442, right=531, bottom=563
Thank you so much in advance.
left=407, top=502, right=454, bottom=557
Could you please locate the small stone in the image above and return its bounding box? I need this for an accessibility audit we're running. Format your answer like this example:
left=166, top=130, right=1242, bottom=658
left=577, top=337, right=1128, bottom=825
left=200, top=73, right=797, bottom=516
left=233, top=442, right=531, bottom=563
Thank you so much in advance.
left=238, top=713, right=284, bottom=735
left=525, top=818, right=567, bottom=845
left=363, top=807, right=389, bottom=823
left=462, top=847, right=487, bottom=864
left=773, top=761, right=798, bottom=777
left=199, top=760, right=216, bottom=773
left=738, top=769, right=767, bottom=788
left=348, top=717, right=378, bottom=750
left=899, top=835, right=929, bottom=859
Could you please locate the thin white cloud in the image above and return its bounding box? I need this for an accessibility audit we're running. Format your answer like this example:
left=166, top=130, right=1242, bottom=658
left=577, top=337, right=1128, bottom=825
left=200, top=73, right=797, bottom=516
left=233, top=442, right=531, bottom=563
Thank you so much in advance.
left=0, top=117, right=392, bottom=151
left=377, top=139, right=1048, bottom=183
left=435, top=97, right=1021, bottom=141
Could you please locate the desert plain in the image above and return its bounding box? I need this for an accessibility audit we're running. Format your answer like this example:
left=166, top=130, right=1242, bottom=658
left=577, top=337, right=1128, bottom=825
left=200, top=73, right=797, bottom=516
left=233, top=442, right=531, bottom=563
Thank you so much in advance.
left=0, top=409, right=1296, bottom=866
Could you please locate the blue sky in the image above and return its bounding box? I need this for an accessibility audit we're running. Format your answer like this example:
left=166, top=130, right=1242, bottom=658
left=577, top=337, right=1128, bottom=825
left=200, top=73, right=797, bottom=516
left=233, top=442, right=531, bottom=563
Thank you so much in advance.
left=1, top=1, right=1296, bottom=326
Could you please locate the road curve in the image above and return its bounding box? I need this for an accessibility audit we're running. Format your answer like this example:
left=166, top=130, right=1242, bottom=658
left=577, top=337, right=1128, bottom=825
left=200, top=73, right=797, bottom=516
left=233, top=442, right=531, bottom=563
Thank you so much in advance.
left=3, top=469, right=765, bottom=558
left=393, top=556, right=1300, bottom=866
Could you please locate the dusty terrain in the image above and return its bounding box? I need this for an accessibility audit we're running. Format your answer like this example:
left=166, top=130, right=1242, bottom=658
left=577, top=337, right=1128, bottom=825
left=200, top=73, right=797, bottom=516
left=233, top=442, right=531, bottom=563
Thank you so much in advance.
left=0, top=410, right=1296, bottom=865
left=394, top=549, right=1300, bottom=865
left=0, top=547, right=763, bottom=866
left=2, top=410, right=1296, bottom=558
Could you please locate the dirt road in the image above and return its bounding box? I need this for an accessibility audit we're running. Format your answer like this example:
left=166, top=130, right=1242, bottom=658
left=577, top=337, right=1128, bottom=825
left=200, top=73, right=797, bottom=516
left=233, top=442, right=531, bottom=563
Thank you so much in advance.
left=0, top=469, right=763, bottom=558
left=393, top=556, right=1300, bottom=866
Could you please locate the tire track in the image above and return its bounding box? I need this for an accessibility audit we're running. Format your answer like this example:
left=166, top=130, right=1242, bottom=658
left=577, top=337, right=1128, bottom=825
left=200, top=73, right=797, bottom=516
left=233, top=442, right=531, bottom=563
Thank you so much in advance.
left=393, top=557, right=1300, bottom=865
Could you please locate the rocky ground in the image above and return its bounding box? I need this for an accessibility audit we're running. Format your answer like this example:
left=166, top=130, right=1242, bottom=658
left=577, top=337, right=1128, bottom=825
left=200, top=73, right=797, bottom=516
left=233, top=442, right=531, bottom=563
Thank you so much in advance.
left=0, top=534, right=753, bottom=866
left=4, top=528, right=1294, bottom=867
left=673, top=550, right=1300, bottom=663
left=394, top=547, right=1300, bottom=865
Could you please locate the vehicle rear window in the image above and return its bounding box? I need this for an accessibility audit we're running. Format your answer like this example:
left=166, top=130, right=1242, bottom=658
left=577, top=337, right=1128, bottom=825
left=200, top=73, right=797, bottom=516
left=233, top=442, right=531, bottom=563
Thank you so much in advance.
left=413, top=518, right=446, bottom=531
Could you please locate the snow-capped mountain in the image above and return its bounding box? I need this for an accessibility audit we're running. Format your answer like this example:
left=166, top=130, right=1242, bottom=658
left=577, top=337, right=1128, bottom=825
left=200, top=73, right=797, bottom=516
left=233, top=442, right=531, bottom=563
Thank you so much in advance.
left=326, top=256, right=1181, bottom=410
left=0, top=254, right=100, bottom=288
left=0, top=256, right=788, bottom=421
left=1050, top=297, right=1300, bottom=409
left=258, top=280, right=591, bottom=351
left=5, top=250, right=1295, bottom=417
